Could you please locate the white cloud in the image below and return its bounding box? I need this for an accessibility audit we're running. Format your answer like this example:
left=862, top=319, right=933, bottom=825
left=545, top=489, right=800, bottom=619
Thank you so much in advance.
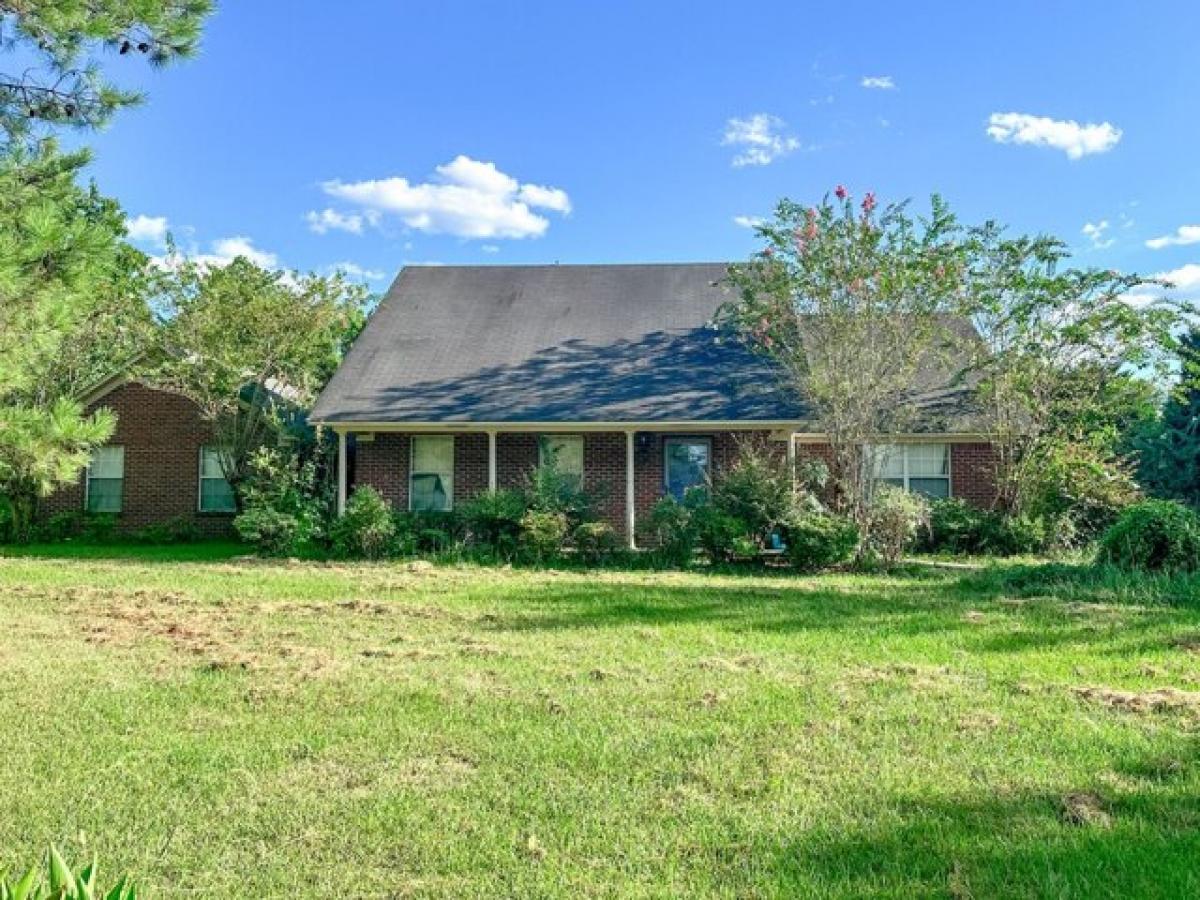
left=1082, top=220, right=1114, bottom=249
left=1124, top=262, right=1200, bottom=308
left=152, top=235, right=281, bottom=273
left=986, top=112, right=1122, bottom=159
left=320, top=155, right=571, bottom=240
left=481, top=244, right=500, bottom=254
left=733, top=215, right=766, bottom=229
left=125, top=214, right=169, bottom=246
left=305, top=208, right=369, bottom=235
left=722, top=114, right=800, bottom=167
left=329, top=261, right=386, bottom=281
left=860, top=75, right=895, bottom=90
left=1146, top=225, right=1200, bottom=250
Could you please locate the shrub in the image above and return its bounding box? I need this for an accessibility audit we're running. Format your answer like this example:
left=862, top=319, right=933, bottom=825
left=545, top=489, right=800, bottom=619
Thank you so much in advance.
left=1, top=845, right=135, bottom=899
left=987, top=513, right=1047, bottom=556
left=783, top=511, right=859, bottom=571
left=647, top=496, right=696, bottom=567
left=864, top=485, right=929, bottom=567
left=691, top=503, right=754, bottom=562
left=525, top=453, right=595, bottom=527
left=234, top=446, right=329, bottom=556
left=330, top=486, right=396, bottom=559
left=460, top=489, right=528, bottom=556
left=394, top=510, right=464, bottom=554
left=519, top=509, right=569, bottom=562
left=1025, top=440, right=1139, bottom=548
left=924, top=498, right=1046, bottom=557
left=132, top=515, right=202, bottom=545
left=1097, top=500, right=1200, bottom=572
left=708, top=443, right=793, bottom=544
left=573, top=521, right=620, bottom=565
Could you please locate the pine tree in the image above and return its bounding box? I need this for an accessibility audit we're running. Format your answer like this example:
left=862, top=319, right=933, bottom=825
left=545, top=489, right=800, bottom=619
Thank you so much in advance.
left=1136, top=329, right=1200, bottom=507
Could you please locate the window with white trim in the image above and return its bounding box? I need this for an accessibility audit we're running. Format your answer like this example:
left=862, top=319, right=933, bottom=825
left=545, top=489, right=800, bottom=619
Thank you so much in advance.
left=199, top=447, right=237, bottom=512
left=410, top=435, right=454, bottom=511
left=873, top=443, right=950, bottom=499
left=664, top=437, right=712, bottom=501
left=539, top=435, right=584, bottom=489
left=85, top=446, right=124, bottom=513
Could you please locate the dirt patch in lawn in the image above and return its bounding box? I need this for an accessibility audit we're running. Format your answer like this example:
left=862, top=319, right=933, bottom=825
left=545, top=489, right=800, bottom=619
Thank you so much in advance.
left=1072, top=685, right=1200, bottom=715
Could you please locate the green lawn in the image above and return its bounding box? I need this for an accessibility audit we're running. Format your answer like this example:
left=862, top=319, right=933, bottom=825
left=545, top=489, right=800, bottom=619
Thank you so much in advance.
left=3, top=546, right=1200, bottom=898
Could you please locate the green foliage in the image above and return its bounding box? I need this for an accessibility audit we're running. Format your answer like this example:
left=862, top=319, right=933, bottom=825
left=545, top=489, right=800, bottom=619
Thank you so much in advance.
left=146, top=257, right=369, bottom=490
left=707, top=442, right=794, bottom=544
left=573, top=521, right=620, bottom=565
left=647, top=495, right=697, bottom=567
left=1097, top=500, right=1200, bottom=572
left=233, top=445, right=330, bottom=556
left=393, top=511, right=463, bottom=555
left=863, top=484, right=929, bottom=567
left=1134, top=328, right=1200, bottom=508
left=0, top=845, right=136, bottom=899
left=782, top=511, right=859, bottom=572
left=524, top=451, right=595, bottom=527
left=1022, top=440, right=1139, bottom=547
left=330, top=486, right=395, bottom=560
left=1, top=0, right=213, bottom=141
left=460, top=489, right=528, bottom=557
left=924, top=498, right=1046, bottom=556
left=519, top=510, right=568, bottom=562
left=690, top=503, right=754, bottom=563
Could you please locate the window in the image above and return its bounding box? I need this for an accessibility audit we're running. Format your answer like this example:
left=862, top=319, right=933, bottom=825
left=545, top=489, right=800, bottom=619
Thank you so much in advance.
left=410, top=435, right=454, bottom=511
left=539, top=435, right=584, bottom=489
left=873, top=443, right=950, bottom=499
left=664, top=437, right=711, bottom=501
left=199, top=447, right=237, bottom=512
left=85, top=446, right=124, bottom=513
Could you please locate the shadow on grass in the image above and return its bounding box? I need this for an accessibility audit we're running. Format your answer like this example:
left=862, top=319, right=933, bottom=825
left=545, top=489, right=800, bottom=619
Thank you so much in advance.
left=0, top=540, right=245, bottom=563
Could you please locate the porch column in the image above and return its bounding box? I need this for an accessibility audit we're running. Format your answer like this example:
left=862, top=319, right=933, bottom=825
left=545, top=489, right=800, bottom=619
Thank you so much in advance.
left=337, top=430, right=347, bottom=516
left=487, top=430, right=497, bottom=492
left=787, top=432, right=797, bottom=493
left=625, top=429, right=637, bottom=550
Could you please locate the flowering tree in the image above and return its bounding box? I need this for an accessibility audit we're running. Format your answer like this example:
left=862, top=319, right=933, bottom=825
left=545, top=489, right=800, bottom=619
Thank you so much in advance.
left=722, top=188, right=969, bottom=531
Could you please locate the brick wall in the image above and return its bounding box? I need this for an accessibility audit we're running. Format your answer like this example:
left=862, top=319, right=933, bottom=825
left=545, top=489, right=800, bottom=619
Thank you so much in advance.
left=350, top=430, right=1001, bottom=540
left=41, top=381, right=232, bottom=535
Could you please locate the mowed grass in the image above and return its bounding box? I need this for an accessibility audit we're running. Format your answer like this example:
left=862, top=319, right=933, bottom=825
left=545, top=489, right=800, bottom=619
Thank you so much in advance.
left=3, top=546, right=1200, bottom=898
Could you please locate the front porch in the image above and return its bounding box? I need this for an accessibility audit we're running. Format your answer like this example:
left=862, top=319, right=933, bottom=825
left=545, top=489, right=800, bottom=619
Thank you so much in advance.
left=335, top=426, right=793, bottom=548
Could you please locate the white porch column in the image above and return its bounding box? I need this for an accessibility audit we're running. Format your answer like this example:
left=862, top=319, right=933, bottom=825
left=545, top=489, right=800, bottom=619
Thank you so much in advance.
left=787, top=432, right=797, bottom=493
left=337, top=430, right=348, bottom=516
left=625, top=429, right=637, bottom=550
left=487, top=430, right=497, bottom=492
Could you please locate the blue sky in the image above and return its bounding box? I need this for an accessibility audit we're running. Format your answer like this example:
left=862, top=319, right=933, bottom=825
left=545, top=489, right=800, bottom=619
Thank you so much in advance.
left=81, top=1, right=1200, bottom=302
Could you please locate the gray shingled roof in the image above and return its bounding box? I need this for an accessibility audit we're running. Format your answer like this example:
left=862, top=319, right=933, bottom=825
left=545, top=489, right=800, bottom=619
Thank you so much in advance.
left=311, top=263, right=808, bottom=424
left=311, top=263, right=984, bottom=429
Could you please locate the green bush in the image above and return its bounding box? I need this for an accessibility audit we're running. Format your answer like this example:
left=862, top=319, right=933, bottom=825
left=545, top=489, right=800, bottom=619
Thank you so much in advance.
left=234, top=506, right=305, bottom=556
left=1, top=845, right=135, bottom=899
left=864, top=485, right=929, bottom=567
left=783, top=511, right=859, bottom=571
left=573, top=521, right=620, bottom=565
left=1097, top=500, right=1200, bottom=572
left=460, top=489, right=528, bottom=556
left=330, top=486, right=396, bottom=559
left=525, top=452, right=596, bottom=527
left=234, top=446, right=329, bottom=556
left=691, top=503, right=754, bottom=562
left=925, top=498, right=1046, bottom=557
left=394, top=510, right=464, bottom=554
left=519, top=509, right=569, bottom=562
left=1025, top=440, right=1139, bottom=548
left=647, top=496, right=697, bottom=567
left=132, top=515, right=202, bottom=545
left=708, top=443, right=793, bottom=544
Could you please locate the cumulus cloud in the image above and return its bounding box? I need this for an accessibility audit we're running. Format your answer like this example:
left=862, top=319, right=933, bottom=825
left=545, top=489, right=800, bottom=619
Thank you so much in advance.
left=319, top=155, right=571, bottom=240
left=860, top=75, right=895, bottom=89
left=1146, top=225, right=1200, bottom=250
left=733, top=215, right=766, bottom=229
left=1123, top=262, right=1200, bottom=309
left=722, top=114, right=800, bottom=167
left=151, top=235, right=281, bottom=273
left=1082, top=220, right=1114, bottom=249
left=481, top=244, right=500, bottom=254
left=125, top=214, right=169, bottom=246
left=305, top=208, right=372, bottom=235
left=986, top=112, right=1122, bottom=159
left=329, top=261, right=387, bottom=281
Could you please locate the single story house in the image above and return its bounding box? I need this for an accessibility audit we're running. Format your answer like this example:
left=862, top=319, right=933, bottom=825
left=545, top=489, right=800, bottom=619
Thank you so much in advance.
left=311, top=263, right=999, bottom=547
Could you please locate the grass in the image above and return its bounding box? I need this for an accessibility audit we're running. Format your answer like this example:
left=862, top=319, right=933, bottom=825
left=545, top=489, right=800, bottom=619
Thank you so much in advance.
left=2, top=545, right=1200, bottom=897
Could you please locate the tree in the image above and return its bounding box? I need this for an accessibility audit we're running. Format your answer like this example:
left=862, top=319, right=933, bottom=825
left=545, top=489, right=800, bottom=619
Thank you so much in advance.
left=963, top=226, right=1179, bottom=518
left=1133, top=328, right=1200, bottom=507
left=0, top=142, right=132, bottom=539
left=0, top=0, right=212, bottom=141
left=145, top=257, right=368, bottom=500
left=722, top=188, right=968, bottom=533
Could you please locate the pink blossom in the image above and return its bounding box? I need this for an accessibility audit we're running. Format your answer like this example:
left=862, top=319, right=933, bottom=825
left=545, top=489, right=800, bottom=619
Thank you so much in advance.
left=804, top=220, right=819, bottom=240
left=835, top=184, right=848, bottom=200
left=861, top=192, right=877, bottom=214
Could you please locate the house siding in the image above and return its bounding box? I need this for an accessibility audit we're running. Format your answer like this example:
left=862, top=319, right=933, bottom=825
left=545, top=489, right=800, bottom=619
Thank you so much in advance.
left=40, top=381, right=233, bottom=535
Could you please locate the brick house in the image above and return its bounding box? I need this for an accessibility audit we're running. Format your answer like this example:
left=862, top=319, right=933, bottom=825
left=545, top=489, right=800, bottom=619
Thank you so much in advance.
left=312, top=264, right=999, bottom=547
left=41, top=376, right=237, bottom=535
